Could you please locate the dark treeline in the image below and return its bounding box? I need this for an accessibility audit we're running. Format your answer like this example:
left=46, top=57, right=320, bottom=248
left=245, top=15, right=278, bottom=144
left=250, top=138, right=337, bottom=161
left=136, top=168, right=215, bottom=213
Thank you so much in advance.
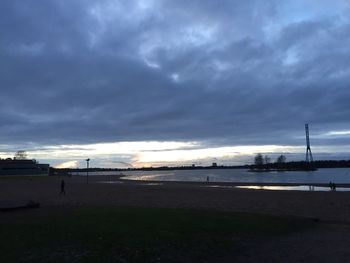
left=306, top=160, right=350, bottom=168
left=250, top=160, right=350, bottom=171
left=50, top=159, right=350, bottom=174
left=51, top=165, right=249, bottom=174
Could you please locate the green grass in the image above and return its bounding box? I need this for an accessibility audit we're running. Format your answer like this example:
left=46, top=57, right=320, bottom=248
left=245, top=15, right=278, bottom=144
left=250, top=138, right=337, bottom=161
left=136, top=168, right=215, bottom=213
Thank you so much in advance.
left=0, top=207, right=314, bottom=263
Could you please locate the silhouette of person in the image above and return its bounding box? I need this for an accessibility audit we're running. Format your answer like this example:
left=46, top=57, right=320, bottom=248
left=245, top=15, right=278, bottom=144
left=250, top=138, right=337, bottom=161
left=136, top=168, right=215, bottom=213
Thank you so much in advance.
left=206, top=176, right=209, bottom=183
left=329, top=181, right=333, bottom=191
left=332, top=182, right=336, bottom=191
left=60, top=180, right=65, bottom=195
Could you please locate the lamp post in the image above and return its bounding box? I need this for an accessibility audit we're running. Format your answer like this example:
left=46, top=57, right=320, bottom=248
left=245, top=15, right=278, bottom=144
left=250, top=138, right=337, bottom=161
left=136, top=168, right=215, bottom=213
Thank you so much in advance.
left=86, top=158, right=90, bottom=184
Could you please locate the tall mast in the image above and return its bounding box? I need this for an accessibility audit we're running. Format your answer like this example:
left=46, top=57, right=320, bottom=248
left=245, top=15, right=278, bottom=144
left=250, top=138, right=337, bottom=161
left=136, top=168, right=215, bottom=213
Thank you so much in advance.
left=305, top=124, right=313, bottom=162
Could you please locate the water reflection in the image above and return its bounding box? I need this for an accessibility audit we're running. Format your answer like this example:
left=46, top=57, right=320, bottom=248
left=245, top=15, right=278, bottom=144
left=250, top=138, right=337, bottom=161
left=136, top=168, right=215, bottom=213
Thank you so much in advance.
left=234, top=185, right=350, bottom=191
left=120, top=168, right=350, bottom=184
left=122, top=174, right=175, bottom=181
left=97, top=181, right=123, bottom=184
left=139, top=183, right=163, bottom=186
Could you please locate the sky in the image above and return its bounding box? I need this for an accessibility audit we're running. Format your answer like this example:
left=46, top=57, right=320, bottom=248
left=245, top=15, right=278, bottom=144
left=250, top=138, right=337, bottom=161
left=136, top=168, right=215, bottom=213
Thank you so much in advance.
left=0, top=0, right=350, bottom=168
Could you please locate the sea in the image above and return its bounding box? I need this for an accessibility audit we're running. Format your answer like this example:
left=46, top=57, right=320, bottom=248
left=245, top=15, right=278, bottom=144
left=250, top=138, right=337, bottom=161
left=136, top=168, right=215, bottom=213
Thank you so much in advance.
left=83, top=168, right=350, bottom=184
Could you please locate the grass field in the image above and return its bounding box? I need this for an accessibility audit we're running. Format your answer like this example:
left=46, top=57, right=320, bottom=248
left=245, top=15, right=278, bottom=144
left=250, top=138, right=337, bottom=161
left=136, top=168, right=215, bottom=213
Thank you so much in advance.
left=0, top=207, right=314, bottom=263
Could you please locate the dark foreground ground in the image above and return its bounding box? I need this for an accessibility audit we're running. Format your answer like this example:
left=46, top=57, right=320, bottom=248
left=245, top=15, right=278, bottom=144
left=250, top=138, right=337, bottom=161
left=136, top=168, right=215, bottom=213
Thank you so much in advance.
left=1, top=175, right=350, bottom=262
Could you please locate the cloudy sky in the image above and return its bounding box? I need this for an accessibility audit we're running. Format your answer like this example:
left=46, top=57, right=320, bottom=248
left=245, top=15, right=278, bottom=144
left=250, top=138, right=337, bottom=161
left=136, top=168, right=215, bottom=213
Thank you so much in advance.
left=1, top=0, right=350, bottom=168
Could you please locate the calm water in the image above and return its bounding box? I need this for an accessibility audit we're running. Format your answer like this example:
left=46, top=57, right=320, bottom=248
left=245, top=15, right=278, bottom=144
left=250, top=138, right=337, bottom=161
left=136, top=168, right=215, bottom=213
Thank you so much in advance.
left=121, top=168, right=350, bottom=184
left=234, top=185, right=349, bottom=191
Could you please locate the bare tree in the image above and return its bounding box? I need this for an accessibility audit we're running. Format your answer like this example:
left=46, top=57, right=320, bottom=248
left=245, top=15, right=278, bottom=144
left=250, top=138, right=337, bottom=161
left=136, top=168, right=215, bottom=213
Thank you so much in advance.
left=264, top=155, right=271, bottom=165
left=254, top=153, right=264, bottom=166
left=276, top=155, right=287, bottom=164
left=14, top=150, right=28, bottom=160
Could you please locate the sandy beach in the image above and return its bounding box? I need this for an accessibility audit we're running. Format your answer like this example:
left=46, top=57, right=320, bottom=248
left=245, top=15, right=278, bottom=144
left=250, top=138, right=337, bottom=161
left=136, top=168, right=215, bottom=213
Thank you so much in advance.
left=1, top=175, right=350, bottom=222
left=1, top=175, right=350, bottom=262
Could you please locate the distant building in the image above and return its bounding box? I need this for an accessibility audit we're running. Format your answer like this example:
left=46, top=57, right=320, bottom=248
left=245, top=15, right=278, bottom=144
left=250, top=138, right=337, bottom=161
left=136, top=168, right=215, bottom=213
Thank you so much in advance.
left=212, top=162, right=217, bottom=167
left=0, top=159, right=50, bottom=175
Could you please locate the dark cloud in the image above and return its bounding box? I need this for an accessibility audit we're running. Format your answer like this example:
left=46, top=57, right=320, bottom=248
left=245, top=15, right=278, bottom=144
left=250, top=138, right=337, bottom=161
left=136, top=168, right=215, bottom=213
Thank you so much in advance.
left=0, top=0, right=349, bottom=153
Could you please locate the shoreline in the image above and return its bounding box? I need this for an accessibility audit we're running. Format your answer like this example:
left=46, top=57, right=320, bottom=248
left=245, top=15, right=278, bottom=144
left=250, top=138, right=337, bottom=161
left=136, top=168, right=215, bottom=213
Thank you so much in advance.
left=118, top=175, right=350, bottom=188
left=2, top=173, right=349, bottom=188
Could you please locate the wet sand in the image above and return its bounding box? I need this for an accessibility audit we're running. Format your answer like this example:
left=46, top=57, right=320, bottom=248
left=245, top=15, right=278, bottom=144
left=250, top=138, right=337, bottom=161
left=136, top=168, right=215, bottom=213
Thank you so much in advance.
left=1, top=175, right=350, bottom=222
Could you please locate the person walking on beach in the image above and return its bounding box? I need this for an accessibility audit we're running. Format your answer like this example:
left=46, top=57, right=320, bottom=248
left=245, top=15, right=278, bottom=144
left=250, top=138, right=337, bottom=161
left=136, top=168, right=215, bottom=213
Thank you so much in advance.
left=329, top=181, right=337, bottom=191
left=206, top=176, right=209, bottom=183
left=60, top=179, right=65, bottom=195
